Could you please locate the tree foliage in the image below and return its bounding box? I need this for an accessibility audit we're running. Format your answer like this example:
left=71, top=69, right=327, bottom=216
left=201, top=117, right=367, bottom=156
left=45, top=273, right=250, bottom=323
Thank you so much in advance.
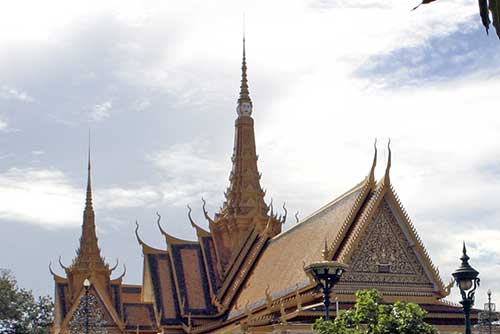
left=0, top=269, right=53, bottom=334
left=313, top=289, right=436, bottom=334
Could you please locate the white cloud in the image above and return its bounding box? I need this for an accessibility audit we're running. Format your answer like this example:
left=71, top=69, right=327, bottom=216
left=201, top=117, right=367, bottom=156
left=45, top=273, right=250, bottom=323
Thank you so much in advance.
left=0, top=168, right=82, bottom=227
left=89, top=101, right=113, bottom=121
left=97, top=186, right=161, bottom=209
left=0, top=168, right=167, bottom=228
left=0, top=85, right=34, bottom=102
left=149, top=142, right=228, bottom=206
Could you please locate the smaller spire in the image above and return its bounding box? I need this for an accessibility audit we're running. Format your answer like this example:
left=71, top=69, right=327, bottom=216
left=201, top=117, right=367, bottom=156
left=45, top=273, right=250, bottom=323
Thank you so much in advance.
left=72, top=137, right=106, bottom=271
left=85, top=133, right=93, bottom=211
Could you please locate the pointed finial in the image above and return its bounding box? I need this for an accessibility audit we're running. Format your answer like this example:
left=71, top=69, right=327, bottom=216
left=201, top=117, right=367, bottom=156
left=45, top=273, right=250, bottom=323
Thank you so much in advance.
left=237, top=33, right=252, bottom=116
left=135, top=221, right=146, bottom=246
left=86, top=130, right=93, bottom=210
left=384, top=138, right=391, bottom=184
left=322, top=238, right=329, bottom=260
left=461, top=241, right=470, bottom=262
left=369, top=139, right=377, bottom=185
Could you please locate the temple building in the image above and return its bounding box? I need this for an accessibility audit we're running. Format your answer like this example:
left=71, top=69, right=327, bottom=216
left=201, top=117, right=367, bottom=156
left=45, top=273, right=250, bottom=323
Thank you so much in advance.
left=51, top=39, right=476, bottom=334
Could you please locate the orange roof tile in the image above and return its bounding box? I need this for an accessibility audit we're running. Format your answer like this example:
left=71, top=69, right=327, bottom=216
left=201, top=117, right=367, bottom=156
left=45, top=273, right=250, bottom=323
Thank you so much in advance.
left=231, top=182, right=367, bottom=315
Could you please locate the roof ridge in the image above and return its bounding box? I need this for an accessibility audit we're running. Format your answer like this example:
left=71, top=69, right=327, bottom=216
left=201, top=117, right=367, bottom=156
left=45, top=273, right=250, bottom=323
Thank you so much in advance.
left=336, top=181, right=386, bottom=264
left=269, top=178, right=368, bottom=243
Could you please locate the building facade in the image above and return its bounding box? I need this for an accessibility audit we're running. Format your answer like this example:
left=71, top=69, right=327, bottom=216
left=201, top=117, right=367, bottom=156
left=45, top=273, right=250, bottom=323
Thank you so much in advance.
left=51, top=40, right=474, bottom=334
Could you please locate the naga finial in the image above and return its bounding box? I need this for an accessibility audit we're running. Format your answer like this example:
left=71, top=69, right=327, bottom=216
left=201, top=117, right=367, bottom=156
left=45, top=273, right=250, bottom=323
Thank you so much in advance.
left=110, top=258, right=119, bottom=272
left=281, top=203, right=287, bottom=223
left=58, top=256, right=69, bottom=271
left=187, top=205, right=195, bottom=228
left=49, top=261, right=58, bottom=276
left=369, top=138, right=377, bottom=185
left=295, top=211, right=300, bottom=224
left=156, top=212, right=169, bottom=236
left=201, top=197, right=215, bottom=225
left=135, top=221, right=146, bottom=246
left=384, top=138, right=391, bottom=184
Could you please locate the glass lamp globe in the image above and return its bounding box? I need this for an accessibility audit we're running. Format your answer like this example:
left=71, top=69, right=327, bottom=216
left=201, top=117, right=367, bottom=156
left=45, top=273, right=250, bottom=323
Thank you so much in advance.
left=459, top=279, right=473, bottom=291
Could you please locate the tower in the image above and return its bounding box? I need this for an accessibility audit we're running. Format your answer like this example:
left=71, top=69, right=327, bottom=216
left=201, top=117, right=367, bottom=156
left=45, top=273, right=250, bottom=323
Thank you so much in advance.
left=207, top=38, right=284, bottom=273
left=50, top=152, right=126, bottom=334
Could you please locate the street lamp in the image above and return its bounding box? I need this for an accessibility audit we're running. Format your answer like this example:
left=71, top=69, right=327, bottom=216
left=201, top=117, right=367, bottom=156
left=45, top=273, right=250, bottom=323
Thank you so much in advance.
left=487, top=289, right=493, bottom=334
left=83, top=278, right=91, bottom=334
left=304, top=260, right=347, bottom=320
left=452, top=243, right=480, bottom=334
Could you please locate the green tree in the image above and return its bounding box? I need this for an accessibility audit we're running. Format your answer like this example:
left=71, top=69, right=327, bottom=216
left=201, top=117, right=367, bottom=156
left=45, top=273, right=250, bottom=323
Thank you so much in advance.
left=313, top=289, right=436, bottom=334
left=0, top=269, right=53, bottom=334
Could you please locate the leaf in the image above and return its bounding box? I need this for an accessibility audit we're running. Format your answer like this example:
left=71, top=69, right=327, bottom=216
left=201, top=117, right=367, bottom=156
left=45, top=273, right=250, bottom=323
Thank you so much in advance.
left=490, top=0, right=500, bottom=39
left=479, top=0, right=491, bottom=33
left=412, top=0, right=438, bottom=11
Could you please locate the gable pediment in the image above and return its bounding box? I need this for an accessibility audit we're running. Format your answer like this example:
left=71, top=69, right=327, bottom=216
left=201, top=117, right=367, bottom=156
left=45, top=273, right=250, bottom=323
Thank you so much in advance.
left=332, top=181, right=448, bottom=300
left=342, top=198, right=432, bottom=286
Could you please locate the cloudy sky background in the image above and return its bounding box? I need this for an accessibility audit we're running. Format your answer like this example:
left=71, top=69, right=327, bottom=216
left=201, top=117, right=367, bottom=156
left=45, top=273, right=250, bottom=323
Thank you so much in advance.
left=1, top=0, right=499, bottom=308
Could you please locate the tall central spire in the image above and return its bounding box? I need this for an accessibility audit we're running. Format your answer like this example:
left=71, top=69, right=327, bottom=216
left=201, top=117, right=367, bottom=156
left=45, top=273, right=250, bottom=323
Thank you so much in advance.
left=236, top=37, right=253, bottom=117
left=222, top=37, right=266, bottom=217
left=238, top=37, right=251, bottom=106
left=206, top=37, right=283, bottom=274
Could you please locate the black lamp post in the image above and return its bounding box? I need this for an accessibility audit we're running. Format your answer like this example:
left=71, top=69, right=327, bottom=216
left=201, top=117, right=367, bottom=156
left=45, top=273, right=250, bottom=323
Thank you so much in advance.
left=487, top=289, right=493, bottom=334
left=452, top=243, right=480, bottom=334
left=304, top=260, right=347, bottom=320
left=83, top=278, right=91, bottom=334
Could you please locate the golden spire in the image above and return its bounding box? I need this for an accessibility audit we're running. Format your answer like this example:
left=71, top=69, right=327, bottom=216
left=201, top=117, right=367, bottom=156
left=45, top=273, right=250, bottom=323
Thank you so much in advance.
left=222, top=36, right=266, bottom=217
left=236, top=36, right=253, bottom=117
left=85, top=139, right=93, bottom=211
left=72, top=139, right=106, bottom=270
left=238, top=37, right=252, bottom=106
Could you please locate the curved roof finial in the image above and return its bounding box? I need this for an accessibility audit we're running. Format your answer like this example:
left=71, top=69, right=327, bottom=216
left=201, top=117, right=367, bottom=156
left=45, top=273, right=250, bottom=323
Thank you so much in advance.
left=49, top=261, right=66, bottom=280
left=49, top=261, right=57, bottom=276
left=135, top=221, right=146, bottom=246
left=295, top=211, right=300, bottom=224
left=201, top=197, right=215, bottom=225
left=384, top=138, right=391, bottom=184
left=110, top=258, right=119, bottom=272
left=369, top=139, right=377, bottom=185
left=156, top=212, right=168, bottom=236
left=113, top=264, right=127, bottom=280
left=281, top=203, right=287, bottom=223
left=58, top=256, right=69, bottom=271
left=187, top=205, right=196, bottom=228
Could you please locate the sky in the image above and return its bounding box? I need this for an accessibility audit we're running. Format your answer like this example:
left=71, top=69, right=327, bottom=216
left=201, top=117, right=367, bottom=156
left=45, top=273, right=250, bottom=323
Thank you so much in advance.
left=0, top=0, right=499, bottom=310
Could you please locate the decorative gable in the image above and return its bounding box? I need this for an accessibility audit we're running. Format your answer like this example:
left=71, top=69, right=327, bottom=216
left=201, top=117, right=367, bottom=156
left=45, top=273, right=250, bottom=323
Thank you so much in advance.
left=342, top=198, right=432, bottom=287
left=67, top=288, right=115, bottom=333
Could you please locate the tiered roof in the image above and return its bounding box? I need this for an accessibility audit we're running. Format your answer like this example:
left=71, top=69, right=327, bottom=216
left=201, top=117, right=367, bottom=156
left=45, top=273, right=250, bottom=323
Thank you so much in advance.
left=51, top=39, right=471, bottom=334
